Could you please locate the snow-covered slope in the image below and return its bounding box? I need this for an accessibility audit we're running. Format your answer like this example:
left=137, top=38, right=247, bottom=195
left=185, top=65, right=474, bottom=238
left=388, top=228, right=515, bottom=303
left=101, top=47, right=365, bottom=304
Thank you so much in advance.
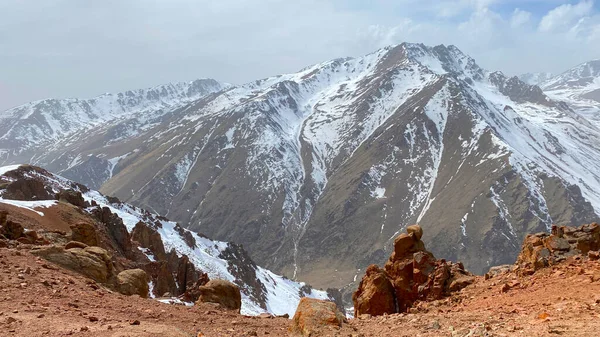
left=542, top=60, right=600, bottom=125
left=0, top=79, right=224, bottom=164
left=0, top=164, right=330, bottom=316
left=518, top=72, right=553, bottom=86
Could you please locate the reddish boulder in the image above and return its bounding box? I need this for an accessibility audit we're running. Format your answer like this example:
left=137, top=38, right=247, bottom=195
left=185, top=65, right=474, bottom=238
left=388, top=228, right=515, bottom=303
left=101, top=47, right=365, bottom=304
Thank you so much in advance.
left=116, top=269, right=150, bottom=298
left=288, top=298, right=345, bottom=336
left=196, top=279, right=242, bottom=312
left=352, top=265, right=396, bottom=317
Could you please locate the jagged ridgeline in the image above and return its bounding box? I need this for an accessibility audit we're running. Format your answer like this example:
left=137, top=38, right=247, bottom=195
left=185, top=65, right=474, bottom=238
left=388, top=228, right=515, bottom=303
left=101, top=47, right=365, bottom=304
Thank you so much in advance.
left=1, top=43, right=600, bottom=290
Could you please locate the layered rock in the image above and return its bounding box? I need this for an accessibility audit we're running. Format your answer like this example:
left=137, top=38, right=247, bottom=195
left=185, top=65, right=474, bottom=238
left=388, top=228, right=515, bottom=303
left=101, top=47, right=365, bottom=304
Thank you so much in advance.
left=31, top=245, right=115, bottom=283
left=353, top=225, right=474, bottom=316
left=70, top=222, right=99, bottom=247
left=288, top=298, right=346, bottom=336
left=517, top=223, right=600, bottom=274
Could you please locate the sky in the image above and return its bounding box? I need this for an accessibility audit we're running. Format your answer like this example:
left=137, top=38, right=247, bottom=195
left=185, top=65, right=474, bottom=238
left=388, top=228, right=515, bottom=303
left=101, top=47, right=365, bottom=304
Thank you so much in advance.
left=1, top=0, right=600, bottom=111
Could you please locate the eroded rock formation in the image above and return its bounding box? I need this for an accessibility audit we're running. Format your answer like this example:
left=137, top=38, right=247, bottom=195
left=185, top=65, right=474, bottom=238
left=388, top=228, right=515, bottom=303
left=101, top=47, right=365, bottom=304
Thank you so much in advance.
left=353, top=225, right=474, bottom=316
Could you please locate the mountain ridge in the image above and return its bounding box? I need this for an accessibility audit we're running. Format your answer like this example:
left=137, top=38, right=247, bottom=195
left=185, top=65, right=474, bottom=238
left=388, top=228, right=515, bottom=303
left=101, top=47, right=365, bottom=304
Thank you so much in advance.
left=1, top=43, right=599, bottom=291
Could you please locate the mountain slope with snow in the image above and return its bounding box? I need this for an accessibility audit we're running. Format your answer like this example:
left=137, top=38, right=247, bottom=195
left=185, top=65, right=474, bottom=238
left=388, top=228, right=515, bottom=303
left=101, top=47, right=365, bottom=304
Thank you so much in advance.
left=541, top=60, right=600, bottom=126
left=1, top=44, right=599, bottom=291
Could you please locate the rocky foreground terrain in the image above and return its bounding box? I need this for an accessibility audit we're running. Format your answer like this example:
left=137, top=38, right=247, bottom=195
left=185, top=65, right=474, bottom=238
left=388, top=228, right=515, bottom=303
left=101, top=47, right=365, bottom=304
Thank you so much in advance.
left=3, top=180, right=600, bottom=336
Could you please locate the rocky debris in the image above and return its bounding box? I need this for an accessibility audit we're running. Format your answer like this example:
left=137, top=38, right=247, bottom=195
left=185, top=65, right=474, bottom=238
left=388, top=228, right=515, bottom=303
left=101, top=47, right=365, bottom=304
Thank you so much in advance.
left=354, top=225, right=474, bottom=316
left=116, top=269, right=150, bottom=298
left=174, top=223, right=196, bottom=249
left=288, top=298, right=346, bottom=336
left=31, top=245, right=114, bottom=283
left=56, top=189, right=87, bottom=208
left=196, top=279, right=242, bottom=312
left=182, top=275, right=210, bottom=302
left=517, top=223, right=600, bottom=274
left=69, top=222, right=99, bottom=247
left=131, top=222, right=167, bottom=261
left=485, top=265, right=512, bottom=279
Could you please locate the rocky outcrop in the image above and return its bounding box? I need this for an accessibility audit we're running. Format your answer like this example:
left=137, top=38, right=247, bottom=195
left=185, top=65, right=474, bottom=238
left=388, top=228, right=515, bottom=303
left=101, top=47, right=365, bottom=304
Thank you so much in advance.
left=57, top=189, right=87, bottom=208
left=31, top=245, right=114, bottom=283
left=131, top=222, right=167, bottom=261
left=116, top=269, right=150, bottom=298
left=90, top=206, right=133, bottom=258
left=517, top=223, right=600, bottom=274
left=352, top=265, right=396, bottom=316
left=288, top=298, right=346, bottom=336
left=353, top=225, right=475, bottom=316
left=196, top=279, right=242, bottom=312
left=2, top=176, right=54, bottom=201
left=70, top=222, right=99, bottom=247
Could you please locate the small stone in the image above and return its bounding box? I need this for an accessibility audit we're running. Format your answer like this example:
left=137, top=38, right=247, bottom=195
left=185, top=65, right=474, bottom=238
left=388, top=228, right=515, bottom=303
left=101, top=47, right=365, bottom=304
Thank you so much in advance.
left=129, top=319, right=140, bottom=325
left=89, top=316, right=99, bottom=322
left=37, top=314, right=45, bottom=318
left=80, top=326, right=89, bottom=332
left=431, top=320, right=441, bottom=330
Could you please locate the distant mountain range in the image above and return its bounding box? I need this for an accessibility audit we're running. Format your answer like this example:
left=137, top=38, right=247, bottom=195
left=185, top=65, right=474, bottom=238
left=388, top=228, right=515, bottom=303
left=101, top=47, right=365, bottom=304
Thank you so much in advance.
left=1, top=44, right=599, bottom=291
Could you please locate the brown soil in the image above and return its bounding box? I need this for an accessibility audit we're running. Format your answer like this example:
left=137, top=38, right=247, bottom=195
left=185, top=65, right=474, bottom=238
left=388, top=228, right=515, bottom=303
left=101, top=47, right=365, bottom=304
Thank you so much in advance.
left=2, top=245, right=600, bottom=336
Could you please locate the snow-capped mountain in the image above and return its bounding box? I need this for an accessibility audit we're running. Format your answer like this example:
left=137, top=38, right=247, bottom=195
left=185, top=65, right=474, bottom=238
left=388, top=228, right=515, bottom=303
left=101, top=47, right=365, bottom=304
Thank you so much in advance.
left=0, top=164, right=332, bottom=316
left=0, top=79, right=224, bottom=171
left=541, top=60, right=600, bottom=125
left=1, top=43, right=599, bottom=291
left=518, top=72, right=554, bottom=86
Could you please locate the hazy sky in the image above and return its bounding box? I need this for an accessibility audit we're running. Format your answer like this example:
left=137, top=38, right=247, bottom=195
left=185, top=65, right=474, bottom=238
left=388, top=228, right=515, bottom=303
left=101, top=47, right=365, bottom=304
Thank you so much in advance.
left=1, top=0, right=599, bottom=111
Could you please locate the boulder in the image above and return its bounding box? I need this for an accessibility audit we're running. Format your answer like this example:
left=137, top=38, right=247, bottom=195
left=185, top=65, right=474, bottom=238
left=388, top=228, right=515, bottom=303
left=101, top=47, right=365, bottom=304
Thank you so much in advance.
left=406, top=224, right=423, bottom=240
left=0, top=220, right=24, bottom=240
left=70, top=222, right=99, bottom=247
left=352, top=265, right=396, bottom=317
left=288, top=298, right=346, bottom=336
left=57, top=189, right=86, bottom=208
left=117, top=269, right=150, bottom=298
left=196, top=279, right=242, bottom=312
left=31, top=245, right=114, bottom=283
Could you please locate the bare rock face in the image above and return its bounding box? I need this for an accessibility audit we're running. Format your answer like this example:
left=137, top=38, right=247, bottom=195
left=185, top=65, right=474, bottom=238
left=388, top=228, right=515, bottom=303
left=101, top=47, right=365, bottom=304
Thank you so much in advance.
left=90, top=206, right=133, bottom=259
left=196, top=279, right=242, bottom=312
left=352, top=265, right=396, bottom=316
left=131, top=222, right=167, bottom=261
left=288, top=298, right=346, bottom=336
left=116, top=269, right=150, bottom=298
left=517, top=223, right=600, bottom=274
left=70, top=222, right=99, bottom=247
left=353, top=225, right=474, bottom=316
left=31, top=245, right=114, bottom=283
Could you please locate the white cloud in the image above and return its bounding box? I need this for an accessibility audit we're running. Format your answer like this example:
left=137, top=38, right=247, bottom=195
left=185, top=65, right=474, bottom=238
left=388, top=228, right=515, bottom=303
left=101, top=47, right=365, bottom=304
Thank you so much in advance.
left=510, top=8, right=532, bottom=28
left=539, top=0, right=594, bottom=32
left=1, top=0, right=600, bottom=111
